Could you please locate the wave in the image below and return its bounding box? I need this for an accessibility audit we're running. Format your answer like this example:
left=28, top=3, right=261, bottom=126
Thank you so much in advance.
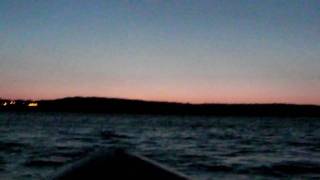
left=197, top=160, right=320, bottom=177
left=265, top=161, right=320, bottom=175
left=287, top=140, right=315, bottom=147
left=24, top=157, right=69, bottom=168
left=0, top=156, right=5, bottom=171
left=54, top=148, right=93, bottom=159
left=197, top=163, right=233, bottom=172
left=0, top=141, right=30, bottom=153
left=100, top=130, right=131, bottom=140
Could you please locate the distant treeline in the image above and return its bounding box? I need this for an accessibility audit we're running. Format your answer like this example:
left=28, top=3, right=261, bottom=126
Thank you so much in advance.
left=1, top=97, right=320, bottom=117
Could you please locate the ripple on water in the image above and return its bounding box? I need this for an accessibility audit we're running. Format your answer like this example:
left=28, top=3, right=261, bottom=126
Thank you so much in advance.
left=197, top=163, right=234, bottom=173
left=54, top=147, right=93, bottom=160
left=266, top=161, right=320, bottom=175
left=1, top=113, right=320, bottom=179
left=0, top=156, right=5, bottom=171
left=0, top=141, right=31, bottom=153
left=100, top=130, right=132, bottom=140
left=230, top=160, right=320, bottom=178
left=24, top=156, right=71, bottom=168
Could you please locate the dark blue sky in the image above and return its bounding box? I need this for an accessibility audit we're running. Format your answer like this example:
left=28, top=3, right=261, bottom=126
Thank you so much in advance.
left=1, top=0, right=319, bottom=104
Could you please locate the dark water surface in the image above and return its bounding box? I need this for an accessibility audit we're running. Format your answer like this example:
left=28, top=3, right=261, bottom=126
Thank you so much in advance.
left=0, top=112, right=320, bottom=179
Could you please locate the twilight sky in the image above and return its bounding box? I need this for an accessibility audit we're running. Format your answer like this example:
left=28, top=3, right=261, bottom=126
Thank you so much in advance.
left=0, top=0, right=320, bottom=104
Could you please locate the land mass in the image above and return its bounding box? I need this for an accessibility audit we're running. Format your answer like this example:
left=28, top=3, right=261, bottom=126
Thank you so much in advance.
left=1, top=97, right=320, bottom=117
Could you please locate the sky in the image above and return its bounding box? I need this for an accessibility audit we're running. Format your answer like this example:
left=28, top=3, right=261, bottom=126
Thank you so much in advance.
left=0, top=0, right=320, bottom=104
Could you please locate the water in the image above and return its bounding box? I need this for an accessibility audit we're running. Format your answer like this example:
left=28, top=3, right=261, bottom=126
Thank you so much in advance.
left=0, top=112, right=320, bottom=179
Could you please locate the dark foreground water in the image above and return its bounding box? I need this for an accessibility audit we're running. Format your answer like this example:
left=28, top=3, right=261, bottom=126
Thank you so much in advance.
left=0, top=112, right=320, bottom=179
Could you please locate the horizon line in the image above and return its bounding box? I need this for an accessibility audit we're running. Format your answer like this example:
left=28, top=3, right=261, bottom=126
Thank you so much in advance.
left=1, top=96, right=319, bottom=106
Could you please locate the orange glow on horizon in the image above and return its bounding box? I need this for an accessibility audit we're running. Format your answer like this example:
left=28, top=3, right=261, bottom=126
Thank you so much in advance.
left=1, top=82, right=320, bottom=106
left=2, top=93, right=320, bottom=106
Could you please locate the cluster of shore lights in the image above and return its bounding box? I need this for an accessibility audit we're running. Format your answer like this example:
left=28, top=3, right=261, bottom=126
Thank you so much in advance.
left=1, top=101, right=38, bottom=107
left=28, top=102, right=38, bottom=107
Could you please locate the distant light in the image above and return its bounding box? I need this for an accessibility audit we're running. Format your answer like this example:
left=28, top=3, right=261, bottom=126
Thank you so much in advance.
left=3, top=102, right=7, bottom=106
left=28, top=102, right=38, bottom=107
left=10, top=101, right=16, bottom=105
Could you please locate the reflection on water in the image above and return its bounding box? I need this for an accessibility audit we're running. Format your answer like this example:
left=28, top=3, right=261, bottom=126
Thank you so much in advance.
left=0, top=112, right=320, bottom=179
